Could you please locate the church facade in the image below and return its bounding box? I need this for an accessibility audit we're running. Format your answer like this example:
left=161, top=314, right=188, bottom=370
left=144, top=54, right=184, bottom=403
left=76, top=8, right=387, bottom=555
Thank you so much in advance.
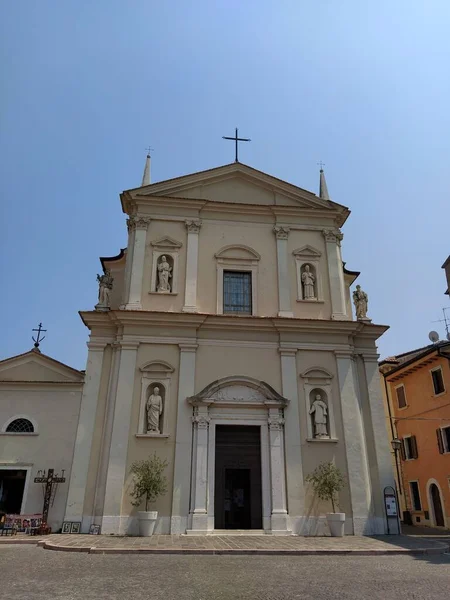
left=64, top=160, right=394, bottom=536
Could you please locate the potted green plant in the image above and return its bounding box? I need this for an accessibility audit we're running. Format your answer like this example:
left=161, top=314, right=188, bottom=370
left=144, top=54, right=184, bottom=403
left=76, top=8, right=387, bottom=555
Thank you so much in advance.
left=129, top=453, right=168, bottom=536
left=306, top=461, right=346, bottom=537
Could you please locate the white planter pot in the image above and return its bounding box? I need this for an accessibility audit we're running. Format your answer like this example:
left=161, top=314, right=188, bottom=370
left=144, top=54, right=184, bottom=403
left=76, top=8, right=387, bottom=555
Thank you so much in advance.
left=138, top=511, right=158, bottom=536
left=326, top=513, right=345, bottom=537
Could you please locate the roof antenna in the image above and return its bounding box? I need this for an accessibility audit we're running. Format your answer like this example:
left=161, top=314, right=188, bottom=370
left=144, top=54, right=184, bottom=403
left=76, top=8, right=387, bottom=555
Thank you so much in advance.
left=432, top=307, right=450, bottom=341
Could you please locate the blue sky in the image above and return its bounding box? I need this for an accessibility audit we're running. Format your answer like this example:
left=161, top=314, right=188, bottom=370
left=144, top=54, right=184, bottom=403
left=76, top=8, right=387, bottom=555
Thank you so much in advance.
left=1, top=1, right=449, bottom=370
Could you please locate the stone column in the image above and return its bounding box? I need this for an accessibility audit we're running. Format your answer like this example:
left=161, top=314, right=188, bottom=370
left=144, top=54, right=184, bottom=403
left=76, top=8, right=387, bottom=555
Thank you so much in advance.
left=92, top=342, right=120, bottom=523
left=335, top=350, right=372, bottom=535
left=182, top=220, right=201, bottom=313
left=268, top=408, right=290, bottom=534
left=279, top=348, right=304, bottom=525
left=125, top=217, right=150, bottom=310
left=322, top=229, right=347, bottom=320
left=273, top=226, right=293, bottom=318
left=101, top=341, right=139, bottom=534
left=363, top=354, right=396, bottom=533
left=188, top=406, right=210, bottom=533
left=64, top=341, right=106, bottom=530
left=170, top=343, right=198, bottom=533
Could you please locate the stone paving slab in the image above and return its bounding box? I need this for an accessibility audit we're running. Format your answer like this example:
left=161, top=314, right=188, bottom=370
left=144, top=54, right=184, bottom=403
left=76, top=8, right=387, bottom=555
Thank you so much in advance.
left=1, top=533, right=449, bottom=555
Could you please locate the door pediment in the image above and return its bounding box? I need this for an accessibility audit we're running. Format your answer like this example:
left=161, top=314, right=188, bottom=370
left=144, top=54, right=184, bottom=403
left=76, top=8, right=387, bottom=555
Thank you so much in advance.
left=187, top=376, right=288, bottom=408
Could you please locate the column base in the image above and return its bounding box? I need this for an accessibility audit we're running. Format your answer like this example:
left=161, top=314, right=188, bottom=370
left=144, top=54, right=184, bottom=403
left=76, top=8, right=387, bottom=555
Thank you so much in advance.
left=331, top=313, right=348, bottom=320
left=278, top=311, right=294, bottom=318
left=182, top=305, right=198, bottom=313
left=124, top=302, right=142, bottom=310
left=271, top=512, right=290, bottom=533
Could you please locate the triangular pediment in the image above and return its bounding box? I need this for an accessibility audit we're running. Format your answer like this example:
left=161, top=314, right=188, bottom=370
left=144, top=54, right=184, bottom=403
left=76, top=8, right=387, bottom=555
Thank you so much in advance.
left=293, top=245, right=322, bottom=258
left=134, top=163, right=346, bottom=213
left=150, top=236, right=182, bottom=250
left=0, top=350, right=84, bottom=383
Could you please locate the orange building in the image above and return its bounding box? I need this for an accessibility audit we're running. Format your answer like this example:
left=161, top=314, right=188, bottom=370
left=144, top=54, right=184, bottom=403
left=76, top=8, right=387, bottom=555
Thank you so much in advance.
left=380, top=341, right=450, bottom=529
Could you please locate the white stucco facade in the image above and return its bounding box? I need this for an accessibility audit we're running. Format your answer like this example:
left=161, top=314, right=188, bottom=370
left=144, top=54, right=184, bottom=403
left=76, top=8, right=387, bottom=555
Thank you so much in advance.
left=62, top=161, right=394, bottom=535
left=0, top=350, right=83, bottom=531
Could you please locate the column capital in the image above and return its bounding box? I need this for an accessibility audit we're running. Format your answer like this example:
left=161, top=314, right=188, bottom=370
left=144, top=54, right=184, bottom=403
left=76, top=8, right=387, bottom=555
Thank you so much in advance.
left=127, top=216, right=151, bottom=232
left=192, top=414, right=210, bottom=429
left=185, top=220, right=202, bottom=234
left=334, top=349, right=355, bottom=360
left=273, top=225, right=290, bottom=240
left=278, top=347, right=297, bottom=357
left=322, top=228, right=343, bottom=244
left=268, top=417, right=285, bottom=430
left=358, top=352, right=380, bottom=363
left=86, top=341, right=107, bottom=351
left=118, top=340, right=140, bottom=351
left=178, top=343, right=198, bottom=352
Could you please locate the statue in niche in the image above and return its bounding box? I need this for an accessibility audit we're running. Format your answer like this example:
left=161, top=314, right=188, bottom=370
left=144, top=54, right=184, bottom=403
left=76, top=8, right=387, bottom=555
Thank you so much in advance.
left=95, top=269, right=113, bottom=310
left=157, top=255, right=172, bottom=292
left=353, top=284, right=369, bottom=320
left=309, top=392, right=329, bottom=438
left=146, top=385, right=163, bottom=433
left=301, top=264, right=316, bottom=300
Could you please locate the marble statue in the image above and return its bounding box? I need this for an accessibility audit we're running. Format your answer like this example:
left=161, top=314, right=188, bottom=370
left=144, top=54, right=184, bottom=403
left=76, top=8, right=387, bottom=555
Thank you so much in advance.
left=96, top=269, right=113, bottom=310
left=301, top=264, right=316, bottom=300
left=353, top=284, right=369, bottom=320
left=309, top=393, right=329, bottom=438
left=146, top=386, right=163, bottom=433
left=157, top=255, right=172, bottom=292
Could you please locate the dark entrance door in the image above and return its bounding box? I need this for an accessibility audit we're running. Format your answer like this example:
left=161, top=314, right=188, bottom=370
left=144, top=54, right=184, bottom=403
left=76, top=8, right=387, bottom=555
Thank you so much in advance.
left=0, top=470, right=26, bottom=514
left=430, top=484, right=445, bottom=527
left=214, top=425, right=262, bottom=529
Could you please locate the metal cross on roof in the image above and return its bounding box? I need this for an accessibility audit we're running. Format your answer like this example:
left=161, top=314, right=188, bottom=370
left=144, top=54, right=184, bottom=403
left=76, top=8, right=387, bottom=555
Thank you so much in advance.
left=145, top=146, right=154, bottom=157
left=317, top=161, right=325, bottom=170
left=222, top=128, right=251, bottom=162
left=32, top=323, right=46, bottom=349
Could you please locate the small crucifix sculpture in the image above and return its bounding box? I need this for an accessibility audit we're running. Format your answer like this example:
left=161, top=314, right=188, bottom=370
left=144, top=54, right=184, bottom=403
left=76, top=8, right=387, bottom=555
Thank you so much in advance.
left=222, top=127, right=251, bottom=162
left=34, top=468, right=66, bottom=526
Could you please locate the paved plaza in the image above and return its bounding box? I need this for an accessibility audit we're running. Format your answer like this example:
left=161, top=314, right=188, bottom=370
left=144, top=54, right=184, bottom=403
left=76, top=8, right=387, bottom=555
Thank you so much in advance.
left=1, top=544, right=450, bottom=600
left=1, top=532, right=449, bottom=555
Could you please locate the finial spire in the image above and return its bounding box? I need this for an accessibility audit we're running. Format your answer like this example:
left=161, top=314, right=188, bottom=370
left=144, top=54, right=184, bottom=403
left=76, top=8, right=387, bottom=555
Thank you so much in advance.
left=141, top=147, right=152, bottom=186
left=318, top=161, right=330, bottom=200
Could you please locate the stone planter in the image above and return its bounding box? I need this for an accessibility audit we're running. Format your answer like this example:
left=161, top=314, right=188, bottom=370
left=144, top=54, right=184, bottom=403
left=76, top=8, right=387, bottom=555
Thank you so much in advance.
left=326, top=512, right=345, bottom=537
left=138, top=511, right=158, bottom=536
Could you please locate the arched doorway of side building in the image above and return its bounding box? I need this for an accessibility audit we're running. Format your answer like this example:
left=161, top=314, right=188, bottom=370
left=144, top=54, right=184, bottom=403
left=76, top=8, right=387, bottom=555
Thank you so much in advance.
left=427, top=480, right=446, bottom=527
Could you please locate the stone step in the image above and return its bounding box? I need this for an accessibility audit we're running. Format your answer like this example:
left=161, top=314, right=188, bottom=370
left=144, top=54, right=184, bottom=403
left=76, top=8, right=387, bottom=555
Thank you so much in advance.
left=209, top=529, right=268, bottom=536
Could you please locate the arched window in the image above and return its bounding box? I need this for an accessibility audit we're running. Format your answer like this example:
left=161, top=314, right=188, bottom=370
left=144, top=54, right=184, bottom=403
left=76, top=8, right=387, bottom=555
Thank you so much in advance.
left=6, top=418, right=34, bottom=433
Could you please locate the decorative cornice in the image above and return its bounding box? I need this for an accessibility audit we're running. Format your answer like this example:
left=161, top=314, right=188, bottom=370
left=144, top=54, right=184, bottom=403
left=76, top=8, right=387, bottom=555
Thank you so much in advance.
left=273, top=225, right=290, bottom=240
left=185, top=220, right=202, bottom=234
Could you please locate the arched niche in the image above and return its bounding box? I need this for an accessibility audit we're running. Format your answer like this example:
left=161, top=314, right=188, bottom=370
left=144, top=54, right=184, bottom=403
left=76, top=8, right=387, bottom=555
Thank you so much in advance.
left=137, top=361, right=174, bottom=437
left=150, top=237, right=182, bottom=296
left=145, top=382, right=166, bottom=434
left=309, top=388, right=330, bottom=439
left=293, top=246, right=323, bottom=302
left=300, top=367, right=337, bottom=441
